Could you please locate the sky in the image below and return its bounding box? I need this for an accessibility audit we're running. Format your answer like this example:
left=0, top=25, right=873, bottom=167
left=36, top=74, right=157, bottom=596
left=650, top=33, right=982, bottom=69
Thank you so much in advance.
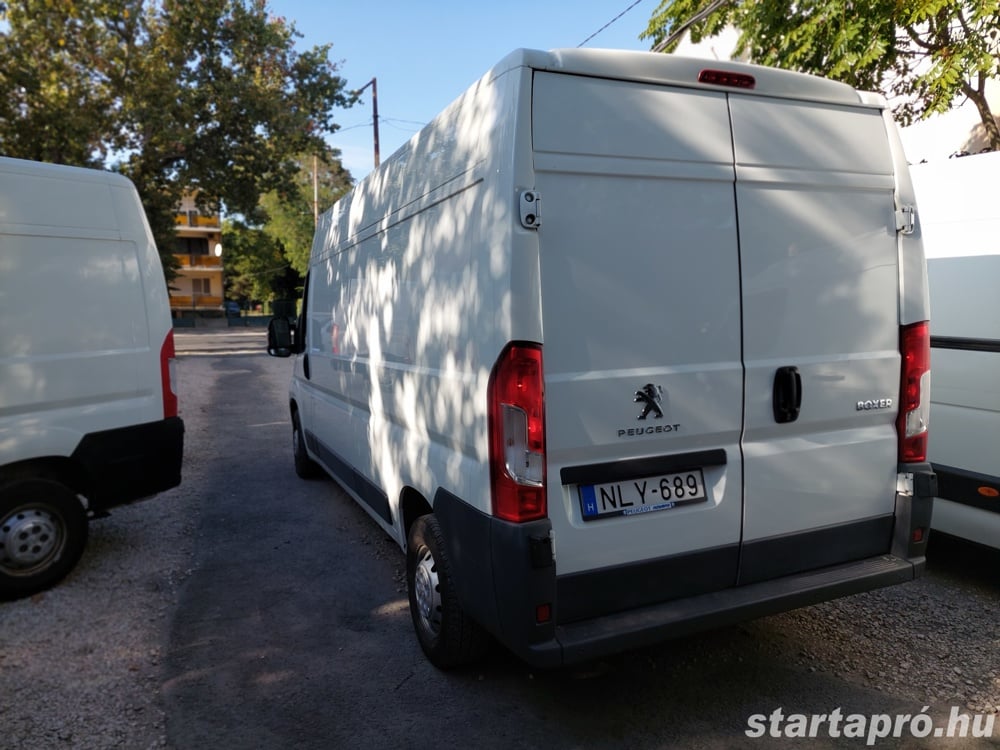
left=264, top=0, right=987, bottom=177
left=266, top=0, right=660, bottom=182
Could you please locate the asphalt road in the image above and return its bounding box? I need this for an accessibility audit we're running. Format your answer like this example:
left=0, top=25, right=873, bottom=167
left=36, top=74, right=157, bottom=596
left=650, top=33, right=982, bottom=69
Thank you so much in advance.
left=160, top=328, right=999, bottom=749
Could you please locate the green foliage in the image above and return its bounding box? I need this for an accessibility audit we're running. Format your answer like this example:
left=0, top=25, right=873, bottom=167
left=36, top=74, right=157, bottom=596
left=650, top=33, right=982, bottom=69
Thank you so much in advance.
left=260, top=153, right=353, bottom=276
left=222, top=152, right=352, bottom=303
left=642, top=0, right=1000, bottom=150
left=221, top=218, right=288, bottom=305
left=0, top=0, right=355, bottom=281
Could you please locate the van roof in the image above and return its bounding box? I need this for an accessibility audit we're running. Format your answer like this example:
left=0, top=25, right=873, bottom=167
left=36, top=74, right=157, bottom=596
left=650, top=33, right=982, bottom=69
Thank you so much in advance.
left=0, top=156, right=132, bottom=188
left=489, top=48, right=873, bottom=108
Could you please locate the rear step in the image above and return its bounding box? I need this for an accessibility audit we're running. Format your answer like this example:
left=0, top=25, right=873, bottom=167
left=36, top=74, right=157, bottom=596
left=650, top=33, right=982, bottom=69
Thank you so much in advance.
left=523, top=555, right=919, bottom=667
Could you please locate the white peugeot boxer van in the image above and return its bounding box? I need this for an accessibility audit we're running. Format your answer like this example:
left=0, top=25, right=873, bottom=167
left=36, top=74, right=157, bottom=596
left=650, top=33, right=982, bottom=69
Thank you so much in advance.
left=911, top=152, right=1000, bottom=550
left=0, top=157, right=184, bottom=599
left=268, top=49, right=935, bottom=668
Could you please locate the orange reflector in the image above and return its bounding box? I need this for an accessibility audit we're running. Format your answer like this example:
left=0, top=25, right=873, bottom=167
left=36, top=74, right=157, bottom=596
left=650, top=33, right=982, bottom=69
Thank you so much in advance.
left=536, top=603, right=552, bottom=624
left=978, top=486, right=999, bottom=498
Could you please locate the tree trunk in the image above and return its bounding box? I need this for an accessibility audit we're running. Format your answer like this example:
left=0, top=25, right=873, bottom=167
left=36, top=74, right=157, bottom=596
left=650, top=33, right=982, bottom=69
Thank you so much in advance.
left=962, top=80, right=1000, bottom=152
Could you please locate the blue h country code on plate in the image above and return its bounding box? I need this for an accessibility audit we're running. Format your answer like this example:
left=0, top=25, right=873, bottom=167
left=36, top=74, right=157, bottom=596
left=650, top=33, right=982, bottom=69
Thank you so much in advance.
left=579, top=469, right=707, bottom=521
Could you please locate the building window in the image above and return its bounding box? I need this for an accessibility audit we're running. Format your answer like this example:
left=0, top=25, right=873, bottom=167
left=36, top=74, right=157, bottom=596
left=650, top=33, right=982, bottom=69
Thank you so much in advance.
left=192, top=278, right=211, bottom=295
left=175, top=237, right=210, bottom=255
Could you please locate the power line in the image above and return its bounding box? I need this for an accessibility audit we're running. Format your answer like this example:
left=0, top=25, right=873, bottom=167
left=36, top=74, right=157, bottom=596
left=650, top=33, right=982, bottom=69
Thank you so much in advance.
left=578, top=0, right=647, bottom=48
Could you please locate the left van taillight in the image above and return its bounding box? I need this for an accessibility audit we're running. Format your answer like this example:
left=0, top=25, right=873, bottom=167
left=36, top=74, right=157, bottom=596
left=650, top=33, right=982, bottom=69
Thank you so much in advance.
left=488, top=343, right=546, bottom=523
left=161, top=330, right=179, bottom=418
left=897, top=321, right=930, bottom=463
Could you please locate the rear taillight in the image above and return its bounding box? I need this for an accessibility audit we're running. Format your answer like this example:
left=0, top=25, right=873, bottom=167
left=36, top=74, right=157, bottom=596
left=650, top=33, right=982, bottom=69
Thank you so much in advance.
left=488, top=343, right=546, bottom=523
left=160, top=330, right=179, bottom=419
left=897, top=321, right=930, bottom=463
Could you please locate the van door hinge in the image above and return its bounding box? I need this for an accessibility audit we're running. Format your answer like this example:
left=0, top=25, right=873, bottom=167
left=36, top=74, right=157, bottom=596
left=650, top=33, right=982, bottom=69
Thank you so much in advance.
left=519, top=190, right=541, bottom=229
left=895, top=205, right=915, bottom=235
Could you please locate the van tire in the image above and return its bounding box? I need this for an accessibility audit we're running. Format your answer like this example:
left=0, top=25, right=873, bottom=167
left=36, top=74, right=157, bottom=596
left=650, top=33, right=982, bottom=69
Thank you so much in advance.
left=292, top=411, right=322, bottom=480
left=407, top=514, right=488, bottom=668
left=0, top=479, right=89, bottom=600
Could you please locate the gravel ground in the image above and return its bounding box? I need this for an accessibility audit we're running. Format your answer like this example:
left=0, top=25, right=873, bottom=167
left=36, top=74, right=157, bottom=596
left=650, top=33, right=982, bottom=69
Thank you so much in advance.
left=0, top=482, right=198, bottom=749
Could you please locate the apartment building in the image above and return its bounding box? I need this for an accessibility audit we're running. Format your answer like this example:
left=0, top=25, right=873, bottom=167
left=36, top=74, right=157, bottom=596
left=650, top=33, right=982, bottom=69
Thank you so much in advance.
left=170, top=194, right=223, bottom=317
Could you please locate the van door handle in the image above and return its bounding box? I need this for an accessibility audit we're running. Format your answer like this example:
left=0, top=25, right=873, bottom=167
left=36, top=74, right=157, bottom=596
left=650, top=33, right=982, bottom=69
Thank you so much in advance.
left=772, top=366, right=802, bottom=424
left=303, top=353, right=311, bottom=380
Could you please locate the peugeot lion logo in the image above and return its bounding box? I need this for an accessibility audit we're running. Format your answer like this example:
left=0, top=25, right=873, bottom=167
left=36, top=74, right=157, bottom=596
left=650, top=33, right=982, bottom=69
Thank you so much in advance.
left=634, top=384, right=664, bottom=420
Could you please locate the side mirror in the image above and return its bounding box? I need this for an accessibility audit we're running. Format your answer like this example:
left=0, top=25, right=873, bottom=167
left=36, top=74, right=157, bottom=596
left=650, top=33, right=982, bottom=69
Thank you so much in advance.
left=267, top=317, right=295, bottom=357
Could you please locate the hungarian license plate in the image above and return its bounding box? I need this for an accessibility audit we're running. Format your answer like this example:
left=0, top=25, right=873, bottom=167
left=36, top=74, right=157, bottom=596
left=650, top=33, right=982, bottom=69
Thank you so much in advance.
left=578, top=469, right=707, bottom=521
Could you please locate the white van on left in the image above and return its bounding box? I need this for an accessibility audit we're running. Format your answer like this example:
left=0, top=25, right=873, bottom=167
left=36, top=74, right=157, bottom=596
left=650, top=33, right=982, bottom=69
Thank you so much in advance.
left=0, top=157, right=184, bottom=599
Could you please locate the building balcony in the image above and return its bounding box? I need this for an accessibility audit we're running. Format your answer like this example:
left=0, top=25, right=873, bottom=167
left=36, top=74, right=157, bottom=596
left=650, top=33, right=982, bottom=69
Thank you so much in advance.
left=170, top=294, right=223, bottom=309
left=174, top=254, right=222, bottom=270
left=174, top=211, right=221, bottom=229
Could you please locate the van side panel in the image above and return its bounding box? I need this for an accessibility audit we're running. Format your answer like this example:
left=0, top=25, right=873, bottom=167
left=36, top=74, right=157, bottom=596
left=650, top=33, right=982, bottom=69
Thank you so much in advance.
left=911, top=153, right=1000, bottom=549
left=733, top=97, right=901, bottom=577
left=299, top=71, right=520, bottom=539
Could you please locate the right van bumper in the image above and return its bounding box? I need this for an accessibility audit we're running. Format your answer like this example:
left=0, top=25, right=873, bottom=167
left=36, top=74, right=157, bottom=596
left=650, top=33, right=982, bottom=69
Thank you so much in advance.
left=434, top=466, right=934, bottom=669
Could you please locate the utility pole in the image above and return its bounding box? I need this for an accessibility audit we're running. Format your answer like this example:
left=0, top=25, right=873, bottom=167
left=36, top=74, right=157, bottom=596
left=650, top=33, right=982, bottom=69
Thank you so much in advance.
left=313, top=153, right=319, bottom=226
left=356, top=77, right=381, bottom=168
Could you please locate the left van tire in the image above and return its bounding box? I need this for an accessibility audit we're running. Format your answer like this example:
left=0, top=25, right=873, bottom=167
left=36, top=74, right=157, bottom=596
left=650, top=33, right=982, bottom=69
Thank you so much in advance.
left=0, top=479, right=89, bottom=600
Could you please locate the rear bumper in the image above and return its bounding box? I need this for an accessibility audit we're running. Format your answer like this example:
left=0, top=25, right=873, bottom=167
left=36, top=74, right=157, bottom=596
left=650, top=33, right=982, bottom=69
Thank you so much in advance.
left=71, top=417, right=184, bottom=511
left=435, top=470, right=934, bottom=669
left=534, top=553, right=918, bottom=668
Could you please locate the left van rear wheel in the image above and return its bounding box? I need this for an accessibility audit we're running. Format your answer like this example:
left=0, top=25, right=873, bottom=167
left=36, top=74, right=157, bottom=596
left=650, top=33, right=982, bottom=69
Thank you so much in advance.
left=0, top=479, right=89, bottom=600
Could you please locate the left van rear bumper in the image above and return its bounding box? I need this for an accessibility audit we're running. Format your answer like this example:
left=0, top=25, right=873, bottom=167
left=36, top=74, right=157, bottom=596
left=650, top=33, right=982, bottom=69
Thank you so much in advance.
left=72, top=417, right=184, bottom=511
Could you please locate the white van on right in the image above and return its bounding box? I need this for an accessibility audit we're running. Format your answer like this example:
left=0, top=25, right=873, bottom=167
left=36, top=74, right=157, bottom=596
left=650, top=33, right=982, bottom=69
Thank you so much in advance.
left=911, top=152, right=1000, bottom=549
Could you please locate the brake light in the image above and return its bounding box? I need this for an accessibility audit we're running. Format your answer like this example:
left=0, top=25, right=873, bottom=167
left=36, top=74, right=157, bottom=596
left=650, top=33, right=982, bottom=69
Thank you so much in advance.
left=488, top=343, right=546, bottom=523
left=897, top=321, right=930, bottom=462
left=160, top=330, right=179, bottom=419
left=698, top=69, right=756, bottom=89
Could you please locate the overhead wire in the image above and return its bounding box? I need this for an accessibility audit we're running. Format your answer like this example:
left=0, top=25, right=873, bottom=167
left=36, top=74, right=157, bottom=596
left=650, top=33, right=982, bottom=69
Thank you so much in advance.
left=577, top=0, right=647, bottom=48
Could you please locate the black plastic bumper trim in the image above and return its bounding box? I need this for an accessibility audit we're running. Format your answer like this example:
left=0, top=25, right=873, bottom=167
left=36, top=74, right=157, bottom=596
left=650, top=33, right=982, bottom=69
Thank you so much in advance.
left=933, top=464, right=1000, bottom=515
left=306, top=431, right=391, bottom=525
left=71, top=417, right=184, bottom=510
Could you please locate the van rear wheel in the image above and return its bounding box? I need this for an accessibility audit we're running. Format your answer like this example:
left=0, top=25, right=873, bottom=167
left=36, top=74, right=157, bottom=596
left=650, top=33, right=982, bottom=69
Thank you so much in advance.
left=406, top=514, right=488, bottom=668
left=0, top=479, right=89, bottom=600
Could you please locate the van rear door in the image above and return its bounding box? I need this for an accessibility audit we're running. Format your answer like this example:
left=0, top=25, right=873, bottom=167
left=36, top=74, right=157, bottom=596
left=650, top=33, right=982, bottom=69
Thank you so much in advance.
left=532, top=72, right=745, bottom=621
left=532, top=70, right=903, bottom=620
left=732, top=97, right=901, bottom=583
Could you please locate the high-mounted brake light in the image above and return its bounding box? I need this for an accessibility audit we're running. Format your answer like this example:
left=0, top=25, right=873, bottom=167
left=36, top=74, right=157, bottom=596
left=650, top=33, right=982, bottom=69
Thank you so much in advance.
left=698, top=69, right=756, bottom=89
left=160, top=330, right=179, bottom=419
left=488, top=343, right=546, bottom=523
left=897, top=321, right=930, bottom=463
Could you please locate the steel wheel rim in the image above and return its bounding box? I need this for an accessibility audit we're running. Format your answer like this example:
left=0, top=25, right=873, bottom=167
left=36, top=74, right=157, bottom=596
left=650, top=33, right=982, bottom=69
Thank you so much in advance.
left=0, top=504, right=66, bottom=576
left=413, top=546, right=442, bottom=636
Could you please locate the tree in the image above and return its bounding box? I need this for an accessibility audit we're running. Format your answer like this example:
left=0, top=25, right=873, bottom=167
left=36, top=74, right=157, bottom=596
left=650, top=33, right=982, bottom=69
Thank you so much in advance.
left=221, top=152, right=352, bottom=306
left=0, top=0, right=355, bottom=280
left=642, top=1, right=1000, bottom=151
left=259, top=152, right=353, bottom=275
left=220, top=218, right=292, bottom=306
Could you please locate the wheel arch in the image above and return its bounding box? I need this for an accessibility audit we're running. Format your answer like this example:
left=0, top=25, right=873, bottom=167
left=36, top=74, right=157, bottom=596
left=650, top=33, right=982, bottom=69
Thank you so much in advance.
left=399, top=486, right=432, bottom=550
left=0, top=457, right=91, bottom=507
